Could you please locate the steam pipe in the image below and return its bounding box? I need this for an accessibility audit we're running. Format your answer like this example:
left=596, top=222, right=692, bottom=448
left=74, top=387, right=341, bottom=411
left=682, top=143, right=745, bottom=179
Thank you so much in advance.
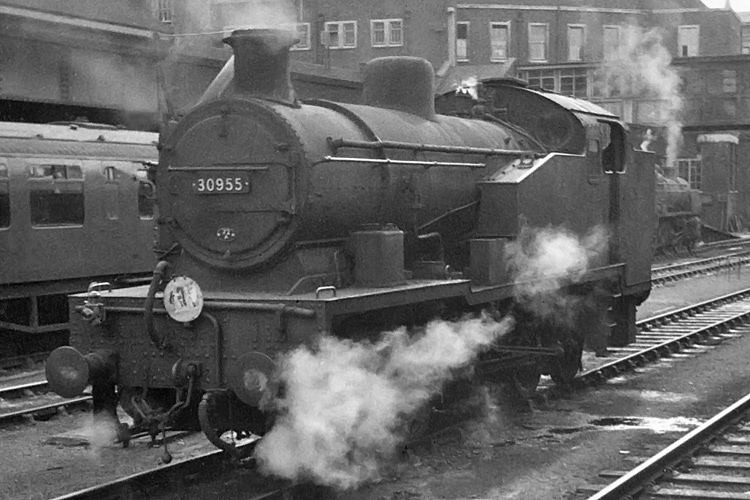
left=144, top=261, right=169, bottom=351
left=327, top=137, right=542, bottom=157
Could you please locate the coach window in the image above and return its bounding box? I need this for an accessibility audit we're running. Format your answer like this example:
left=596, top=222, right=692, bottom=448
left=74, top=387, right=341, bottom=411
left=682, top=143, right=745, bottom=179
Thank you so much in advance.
left=0, top=161, right=8, bottom=228
left=138, top=179, right=156, bottom=219
left=28, top=164, right=84, bottom=226
left=104, top=165, right=119, bottom=220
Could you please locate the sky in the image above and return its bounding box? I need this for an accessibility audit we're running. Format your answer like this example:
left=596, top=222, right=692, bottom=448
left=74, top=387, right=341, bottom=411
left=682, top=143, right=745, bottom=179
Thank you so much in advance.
left=702, top=0, right=750, bottom=11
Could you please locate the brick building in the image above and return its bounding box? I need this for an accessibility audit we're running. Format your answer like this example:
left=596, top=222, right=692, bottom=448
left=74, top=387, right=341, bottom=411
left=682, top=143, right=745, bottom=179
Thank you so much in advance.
left=3, top=0, right=750, bottom=229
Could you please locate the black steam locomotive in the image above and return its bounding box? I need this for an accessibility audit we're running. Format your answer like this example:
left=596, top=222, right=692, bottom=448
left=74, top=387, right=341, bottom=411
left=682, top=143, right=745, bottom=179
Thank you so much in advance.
left=46, top=29, right=655, bottom=460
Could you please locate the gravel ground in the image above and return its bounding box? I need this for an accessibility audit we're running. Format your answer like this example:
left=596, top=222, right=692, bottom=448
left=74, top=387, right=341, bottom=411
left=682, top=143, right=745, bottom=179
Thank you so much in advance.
left=2, top=267, right=750, bottom=500
left=343, top=268, right=750, bottom=500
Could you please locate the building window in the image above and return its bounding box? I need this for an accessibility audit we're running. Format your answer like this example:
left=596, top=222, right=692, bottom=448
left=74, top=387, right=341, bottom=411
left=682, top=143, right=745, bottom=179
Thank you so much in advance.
left=0, top=160, right=8, bottom=229
left=490, top=22, right=510, bottom=61
left=743, top=27, right=750, bottom=54
left=677, top=158, right=702, bottom=190
left=603, top=25, right=620, bottom=60
left=156, top=0, right=172, bottom=24
left=528, top=23, right=548, bottom=62
left=324, top=21, right=357, bottom=49
left=568, top=25, right=584, bottom=62
left=524, top=69, right=555, bottom=91
left=28, top=164, right=84, bottom=226
left=371, top=19, right=403, bottom=47
left=560, top=68, right=588, bottom=98
left=724, top=70, right=737, bottom=93
left=457, top=22, right=469, bottom=61
left=677, top=25, right=699, bottom=57
left=291, top=23, right=311, bottom=50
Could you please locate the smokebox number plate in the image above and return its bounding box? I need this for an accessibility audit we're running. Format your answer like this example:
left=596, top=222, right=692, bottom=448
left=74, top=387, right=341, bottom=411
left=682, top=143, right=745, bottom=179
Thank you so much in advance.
left=192, top=173, right=250, bottom=194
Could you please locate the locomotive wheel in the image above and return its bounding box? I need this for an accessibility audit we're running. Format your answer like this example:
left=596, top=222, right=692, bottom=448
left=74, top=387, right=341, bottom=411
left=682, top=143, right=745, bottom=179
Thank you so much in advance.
left=509, top=367, right=541, bottom=401
left=550, top=340, right=583, bottom=386
left=198, top=390, right=261, bottom=461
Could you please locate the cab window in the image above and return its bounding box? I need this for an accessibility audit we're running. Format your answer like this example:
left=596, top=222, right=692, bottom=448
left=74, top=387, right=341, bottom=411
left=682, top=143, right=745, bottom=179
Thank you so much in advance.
left=28, top=164, right=84, bottom=226
left=601, top=121, right=626, bottom=174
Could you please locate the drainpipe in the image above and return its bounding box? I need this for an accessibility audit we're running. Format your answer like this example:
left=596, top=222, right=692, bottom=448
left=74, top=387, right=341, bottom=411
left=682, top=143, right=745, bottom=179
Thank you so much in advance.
left=447, top=7, right=456, bottom=66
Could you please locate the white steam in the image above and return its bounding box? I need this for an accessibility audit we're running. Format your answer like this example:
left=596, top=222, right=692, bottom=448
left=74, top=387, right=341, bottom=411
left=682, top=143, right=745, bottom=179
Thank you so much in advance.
left=505, top=224, right=609, bottom=322
left=455, top=76, right=480, bottom=100
left=254, top=314, right=513, bottom=489
left=79, top=413, right=119, bottom=460
left=218, top=1, right=299, bottom=30
left=596, top=28, right=683, bottom=166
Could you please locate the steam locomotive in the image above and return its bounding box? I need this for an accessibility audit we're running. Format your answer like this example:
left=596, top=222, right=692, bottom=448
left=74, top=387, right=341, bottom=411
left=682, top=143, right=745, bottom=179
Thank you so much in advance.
left=45, top=29, right=655, bottom=460
left=0, top=121, right=157, bottom=357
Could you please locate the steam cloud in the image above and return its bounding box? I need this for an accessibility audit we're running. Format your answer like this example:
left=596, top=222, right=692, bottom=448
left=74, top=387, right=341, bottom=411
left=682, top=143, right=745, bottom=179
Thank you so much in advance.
left=455, top=76, right=480, bottom=100
left=505, top=224, right=609, bottom=322
left=253, top=226, right=606, bottom=488
left=254, top=314, right=513, bottom=489
left=595, top=27, right=683, bottom=166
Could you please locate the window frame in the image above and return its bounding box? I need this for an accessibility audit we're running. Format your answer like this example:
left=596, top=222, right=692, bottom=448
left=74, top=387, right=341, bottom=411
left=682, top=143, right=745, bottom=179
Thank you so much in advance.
left=603, top=25, right=620, bottom=61
left=567, top=24, right=585, bottom=62
left=27, top=161, right=85, bottom=227
left=560, top=67, right=589, bottom=98
left=103, top=165, right=119, bottom=221
left=528, top=23, right=549, bottom=63
left=323, top=20, right=358, bottom=49
left=489, top=21, right=511, bottom=62
left=742, top=26, right=750, bottom=54
left=677, top=25, right=700, bottom=58
left=156, top=0, right=173, bottom=24
left=456, top=21, right=470, bottom=62
left=371, top=18, right=404, bottom=48
left=290, top=22, right=311, bottom=50
left=677, top=158, right=702, bottom=190
left=524, top=69, right=556, bottom=91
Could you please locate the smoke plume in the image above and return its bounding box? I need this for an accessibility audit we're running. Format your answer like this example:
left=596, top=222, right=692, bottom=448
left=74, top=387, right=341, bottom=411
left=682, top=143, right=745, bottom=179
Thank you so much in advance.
left=254, top=314, right=513, bottom=489
left=504, top=224, right=609, bottom=323
left=595, top=27, right=683, bottom=166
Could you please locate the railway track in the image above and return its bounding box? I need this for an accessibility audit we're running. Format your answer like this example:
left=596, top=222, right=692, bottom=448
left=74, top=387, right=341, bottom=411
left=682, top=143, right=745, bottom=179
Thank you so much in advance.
left=42, top=289, right=750, bottom=500
left=555, top=287, right=750, bottom=396
left=0, top=350, right=48, bottom=372
left=583, top=390, right=750, bottom=500
left=45, top=439, right=325, bottom=500
left=5, top=261, right=750, bottom=498
left=0, top=375, right=91, bottom=425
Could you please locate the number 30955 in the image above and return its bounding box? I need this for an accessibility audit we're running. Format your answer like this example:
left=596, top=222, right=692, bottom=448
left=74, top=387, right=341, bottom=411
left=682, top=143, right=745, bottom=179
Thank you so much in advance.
left=193, top=175, right=249, bottom=194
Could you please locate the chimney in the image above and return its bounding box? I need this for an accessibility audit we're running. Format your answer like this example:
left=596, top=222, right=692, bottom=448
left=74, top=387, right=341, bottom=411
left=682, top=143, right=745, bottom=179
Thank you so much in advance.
left=222, top=29, right=298, bottom=103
